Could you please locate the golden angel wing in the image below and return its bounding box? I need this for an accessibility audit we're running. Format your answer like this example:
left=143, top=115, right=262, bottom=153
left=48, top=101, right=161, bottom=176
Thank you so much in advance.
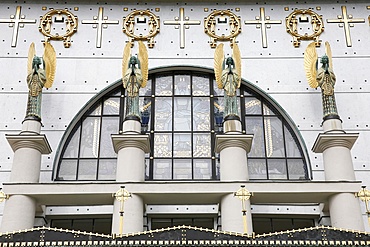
left=232, top=42, right=242, bottom=88
left=214, top=43, right=224, bottom=89
left=325, top=41, right=333, bottom=70
left=27, top=42, right=36, bottom=75
left=122, top=41, right=132, bottom=83
left=43, top=42, right=56, bottom=88
left=304, top=42, right=318, bottom=88
left=138, top=41, right=148, bottom=88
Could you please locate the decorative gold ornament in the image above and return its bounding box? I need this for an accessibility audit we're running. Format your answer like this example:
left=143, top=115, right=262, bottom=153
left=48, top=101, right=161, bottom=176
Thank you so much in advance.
left=122, top=10, right=160, bottom=48
left=164, top=8, right=201, bottom=49
left=39, top=9, right=78, bottom=48
left=355, top=186, right=370, bottom=226
left=285, top=9, right=324, bottom=47
left=82, top=7, right=119, bottom=48
left=0, top=6, right=36, bottom=47
left=244, top=7, right=281, bottom=48
left=113, top=186, right=132, bottom=235
left=327, top=6, right=365, bottom=47
left=0, top=190, right=9, bottom=203
left=204, top=10, right=241, bottom=48
left=234, top=185, right=253, bottom=234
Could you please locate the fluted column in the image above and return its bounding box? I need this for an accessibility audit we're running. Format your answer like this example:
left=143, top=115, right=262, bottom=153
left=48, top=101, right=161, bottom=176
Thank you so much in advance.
left=216, top=119, right=253, bottom=233
left=1, top=120, right=51, bottom=232
left=312, top=119, right=364, bottom=230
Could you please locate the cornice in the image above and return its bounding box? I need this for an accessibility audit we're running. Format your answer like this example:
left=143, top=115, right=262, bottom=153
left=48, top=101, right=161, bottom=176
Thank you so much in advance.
left=312, top=133, right=359, bottom=153
left=5, top=134, right=52, bottom=154
left=111, top=134, right=150, bottom=153
left=215, top=134, right=254, bottom=153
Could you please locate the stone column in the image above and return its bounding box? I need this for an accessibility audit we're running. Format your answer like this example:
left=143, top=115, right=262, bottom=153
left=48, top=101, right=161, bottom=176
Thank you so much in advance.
left=1, top=120, right=51, bottom=232
left=112, top=194, right=144, bottom=234
left=111, top=119, right=150, bottom=234
left=216, top=119, right=253, bottom=233
left=312, top=118, right=364, bottom=230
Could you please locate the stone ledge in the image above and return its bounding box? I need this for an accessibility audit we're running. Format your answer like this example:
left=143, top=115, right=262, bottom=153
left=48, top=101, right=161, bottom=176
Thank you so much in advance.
left=312, top=133, right=359, bottom=153
left=215, top=134, right=254, bottom=153
left=111, top=134, right=150, bottom=153
left=5, top=134, right=52, bottom=154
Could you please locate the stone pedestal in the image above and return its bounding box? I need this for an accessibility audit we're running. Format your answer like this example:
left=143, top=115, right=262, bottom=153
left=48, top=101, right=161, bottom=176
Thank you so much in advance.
left=312, top=118, right=364, bottom=231
left=216, top=119, right=253, bottom=233
left=0, top=195, right=36, bottom=232
left=112, top=194, right=144, bottom=234
left=111, top=134, right=150, bottom=182
left=215, top=120, right=253, bottom=182
left=1, top=120, right=51, bottom=232
left=221, top=193, right=252, bottom=234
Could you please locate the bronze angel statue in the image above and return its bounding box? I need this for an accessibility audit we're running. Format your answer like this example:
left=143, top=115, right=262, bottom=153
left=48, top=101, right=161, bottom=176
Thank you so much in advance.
left=122, top=41, right=148, bottom=121
left=214, top=43, right=242, bottom=120
left=304, top=41, right=339, bottom=120
left=25, top=42, right=56, bottom=121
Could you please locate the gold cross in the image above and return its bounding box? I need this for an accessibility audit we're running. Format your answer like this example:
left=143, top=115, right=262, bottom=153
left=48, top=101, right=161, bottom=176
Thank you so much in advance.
left=327, top=6, right=365, bottom=47
left=0, top=6, right=36, bottom=47
left=82, top=7, right=119, bottom=48
left=164, top=8, right=201, bottom=49
left=244, top=7, right=281, bottom=48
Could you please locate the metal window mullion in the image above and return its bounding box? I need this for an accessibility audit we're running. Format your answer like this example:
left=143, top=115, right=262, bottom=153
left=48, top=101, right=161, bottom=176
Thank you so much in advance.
left=96, top=113, right=104, bottom=181
left=190, top=73, right=194, bottom=180
left=281, top=118, right=289, bottom=180
left=261, top=101, right=269, bottom=180
left=171, top=73, right=175, bottom=180
left=75, top=118, right=86, bottom=181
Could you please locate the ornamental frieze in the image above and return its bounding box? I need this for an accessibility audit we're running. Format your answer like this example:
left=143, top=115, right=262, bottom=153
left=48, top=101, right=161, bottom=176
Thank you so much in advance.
left=0, top=5, right=368, bottom=48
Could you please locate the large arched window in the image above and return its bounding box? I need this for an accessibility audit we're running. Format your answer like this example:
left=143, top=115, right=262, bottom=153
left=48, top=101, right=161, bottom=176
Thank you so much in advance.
left=54, top=67, right=310, bottom=181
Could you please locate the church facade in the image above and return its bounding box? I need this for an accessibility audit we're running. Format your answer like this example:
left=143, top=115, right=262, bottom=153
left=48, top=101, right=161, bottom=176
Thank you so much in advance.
left=0, top=0, right=370, bottom=240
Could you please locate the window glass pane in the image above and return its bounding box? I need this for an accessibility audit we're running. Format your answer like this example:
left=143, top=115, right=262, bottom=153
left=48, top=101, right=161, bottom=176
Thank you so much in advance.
left=272, top=218, right=293, bottom=232
left=193, top=97, right=210, bottom=131
left=99, top=117, right=119, bottom=158
left=193, top=134, right=211, bottom=157
left=155, top=97, right=172, bottom=131
left=174, top=74, right=191, bottom=95
left=140, top=96, right=152, bottom=131
left=98, top=159, right=116, bottom=180
left=58, top=160, right=77, bottom=180
left=252, top=218, right=272, bottom=234
left=87, top=103, right=102, bottom=116
left=173, top=134, right=191, bottom=157
left=173, top=218, right=192, bottom=226
left=152, top=219, right=172, bottom=229
left=293, top=219, right=315, bottom=229
left=267, top=159, right=287, bottom=179
left=139, top=79, right=152, bottom=96
left=245, top=97, right=262, bottom=115
left=154, top=134, right=172, bottom=157
left=248, top=159, right=267, bottom=179
left=73, top=219, right=93, bottom=232
left=213, top=79, right=224, bottom=96
left=193, top=159, right=212, bottom=179
left=51, top=219, right=72, bottom=229
left=78, top=160, right=97, bottom=180
left=93, top=218, right=112, bottom=235
left=174, top=97, right=191, bottom=131
left=264, top=117, right=285, bottom=157
left=80, top=117, right=101, bottom=158
left=173, top=159, right=192, bottom=179
left=246, top=117, right=265, bottom=157
left=284, top=126, right=302, bottom=157
left=63, top=126, right=80, bottom=158
left=263, top=103, right=277, bottom=115
left=155, top=75, right=172, bottom=96
left=287, top=159, right=306, bottom=180
left=192, top=75, right=210, bottom=96
left=103, top=97, right=120, bottom=115
left=193, top=218, right=214, bottom=229
left=153, top=159, right=172, bottom=179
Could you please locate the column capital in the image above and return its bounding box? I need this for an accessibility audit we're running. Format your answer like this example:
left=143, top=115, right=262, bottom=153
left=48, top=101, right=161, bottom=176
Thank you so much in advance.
left=215, top=134, right=254, bottom=153
left=312, top=133, right=359, bottom=153
left=6, top=134, right=52, bottom=154
left=111, top=134, right=150, bottom=153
